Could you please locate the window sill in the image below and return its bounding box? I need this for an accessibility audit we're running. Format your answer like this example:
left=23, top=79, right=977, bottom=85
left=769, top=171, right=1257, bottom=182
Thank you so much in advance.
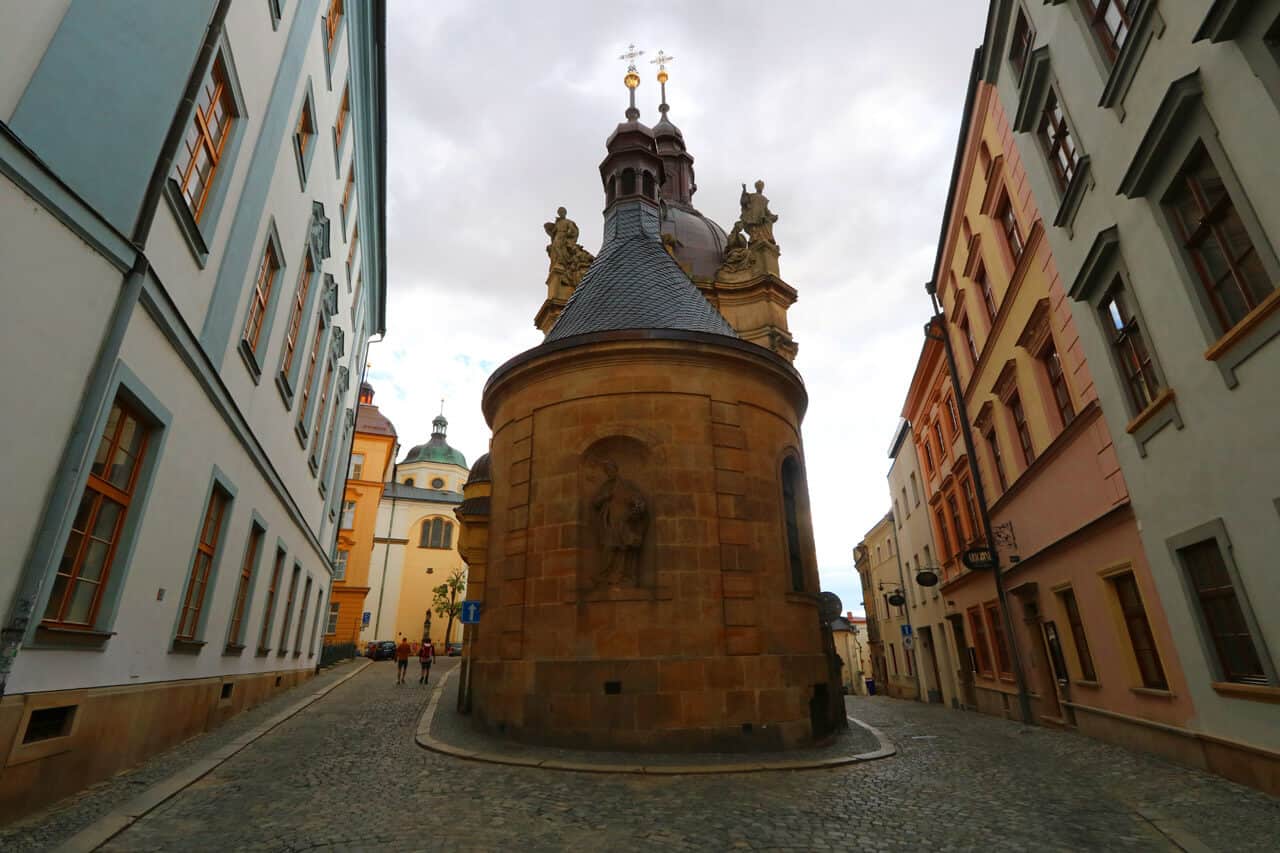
left=238, top=338, right=264, bottom=385
left=785, top=591, right=818, bottom=606
left=171, top=638, right=207, bottom=655
left=256, top=647, right=272, bottom=657
left=292, top=651, right=302, bottom=658
left=1130, top=686, right=1174, bottom=699
left=1202, top=287, right=1280, bottom=386
left=162, top=179, right=210, bottom=268
left=1211, top=681, right=1280, bottom=705
left=1074, top=679, right=1102, bottom=689
left=32, top=624, right=115, bottom=650
left=1123, top=388, right=1182, bottom=457
left=276, top=371, right=296, bottom=410
left=1098, top=0, right=1166, bottom=118
left=223, top=642, right=246, bottom=657
left=1051, top=156, right=1092, bottom=237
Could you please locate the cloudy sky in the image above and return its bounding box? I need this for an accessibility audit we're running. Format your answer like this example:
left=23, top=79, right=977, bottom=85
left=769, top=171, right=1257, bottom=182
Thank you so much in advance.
left=370, top=0, right=989, bottom=616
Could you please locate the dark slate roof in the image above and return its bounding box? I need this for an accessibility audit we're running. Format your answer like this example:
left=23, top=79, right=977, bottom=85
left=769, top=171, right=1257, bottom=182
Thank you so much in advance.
left=383, top=482, right=463, bottom=504
left=355, top=403, right=396, bottom=437
left=465, top=453, right=491, bottom=485
left=546, top=202, right=736, bottom=342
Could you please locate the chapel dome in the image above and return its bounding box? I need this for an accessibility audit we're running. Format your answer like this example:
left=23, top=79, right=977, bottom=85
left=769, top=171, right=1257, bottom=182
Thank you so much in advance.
left=401, top=414, right=467, bottom=469
left=661, top=202, right=727, bottom=280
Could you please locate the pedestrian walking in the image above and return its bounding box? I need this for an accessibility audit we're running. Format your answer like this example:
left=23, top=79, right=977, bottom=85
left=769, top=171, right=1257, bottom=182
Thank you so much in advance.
left=418, top=639, right=435, bottom=685
left=395, top=635, right=411, bottom=685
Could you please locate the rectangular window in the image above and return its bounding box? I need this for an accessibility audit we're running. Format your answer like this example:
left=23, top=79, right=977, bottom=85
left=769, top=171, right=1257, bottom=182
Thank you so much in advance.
left=1009, top=393, right=1035, bottom=467
left=933, top=421, right=947, bottom=462
left=334, top=83, right=350, bottom=153
left=258, top=548, right=285, bottom=651
left=43, top=399, right=149, bottom=627
left=173, top=55, right=237, bottom=222
left=922, top=439, right=934, bottom=474
left=1037, top=89, right=1080, bottom=193
left=1164, top=145, right=1275, bottom=334
left=905, top=643, right=914, bottom=676
left=227, top=523, right=264, bottom=647
left=280, top=253, right=315, bottom=379
left=294, top=576, right=313, bottom=653
left=935, top=508, right=952, bottom=556
left=1058, top=588, right=1098, bottom=681
left=307, top=588, right=323, bottom=654
left=308, top=359, right=335, bottom=452
left=1178, top=539, right=1266, bottom=685
left=922, top=545, right=932, bottom=570
left=243, top=240, right=280, bottom=356
left=326, top=602, right=340, bottom=635
left=961, top=479, right=980, bottom=543
left=977, top=264, right=997, bottom=324
left=1100, top=282, right=1163, bottom=412
left=901, top=487, right=910, bottom=519
left=959, top=316, right=979, bottom=368
left=910, top=473, right=920, bottom=507
left=341, top=500, right=356, bottom=530
left=297, top=320, right=326, bottom=427
left=333, top=549, right=349, bottom=581
left=177, top=487, right=231, bottom=641
left=279, top=564, right=301, bottom=651
left=325, top=0, right=344, bottom=54
left=1010, top=7, right=1034, bottom=78
left=347, top=224, right=360, bottom=281
left=1111, top=572, right=1168, bottom=689
left=889, top=643, right=898, bottom=674
left=293, top=98, right=315, bottom=169
left=984, top=427, right=1008, bottom=492
left=349, top=452, right=365, bottom=479
left=341, top=165, right=355, bottom=229
left=1080, top=0, right=1132, bottom=62
left=987, top=604, right=1013, bottom=676
left=1041, top=340, right=1076, bottom=428
left=997, top=195, right=1024, bottom=264
left=947, top=494, right=966, bottom=545
left=946, top=396, right=960, bottom=433
left=969, top=608, right=993, bottom=675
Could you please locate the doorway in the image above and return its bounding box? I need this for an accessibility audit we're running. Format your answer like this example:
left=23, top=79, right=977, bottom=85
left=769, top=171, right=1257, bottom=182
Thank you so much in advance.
left=918, top=626, right=944, bottom=703
left=948, top=615, right=977, bottom=709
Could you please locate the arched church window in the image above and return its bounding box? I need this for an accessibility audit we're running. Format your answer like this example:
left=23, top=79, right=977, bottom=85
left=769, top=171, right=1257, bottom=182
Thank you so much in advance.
left=419, top=517, right=454, bottom=550
left=642, top=170, right=655, bottom=199
left=781, top=457, right=805, bottom=592
left=621, top=168, right=636, bottom=196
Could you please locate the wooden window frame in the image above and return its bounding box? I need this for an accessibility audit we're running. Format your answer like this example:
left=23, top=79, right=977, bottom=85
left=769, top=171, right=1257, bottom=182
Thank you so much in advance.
left=341, top=165, right=355, bottom=232
left=1008, top=392, right=1036, bottom=467
left=176, top=487, right=231, bottom=642
left=1037, top=87, right=1081, bottom=193
left=307, top=356, right=336, bottom=453
left=958, top=315, right=979, bottom=371
left=935, top=507, right=952, bottom=557
left=43, top=400, right=149, bottom=628
left=258, top=547, right=285, bottom=652
left=1164, top=144, right=1274, bottom=334
left=173, top=56, right=236, bottom=223
left=333, top=549, right=349, bottom=582
left=1039, top=337, right=1076, bottom=429
left=1080, top=0, right=1133, bottom=63
left=349, top=452, right=365, bottom=480
left=947, top=493, right=967, bottom=546
left=294, top=576, right=313, bottom=654
left=340, top=500, right=356, bottom=530
left=296, top=318, right=326, bottom=430
left=986, top=603, right=1014, bottom=678
left=968, top=607, right=994, bottom=676
left=243, top=240, right=281, bottom=356
left=325, top=0, right=345, bottom=55
left=1111, top=571, right=1168, bottom=690
left=1177, top=537, right=1267, bottom=685
left=996, top=194, right=1025, bottom=265
left=1009, top=5, right=1035, bottom=81
left=280, top=253, right=315, bottom=380
left=1099, top=280, right=1163, bottom=413
left=1058, top=587, right=1098, bottom=681
left=984, top=426, right=1008, bottom=493
left=334, top=83, right=351, bottom=153
left=278, top=564, right=301, bottom=654
left=976, top=262, right=997, bottom=326
left=325, top=602, right=340, bottom=636
left=226, top=523, right=263, bottom=649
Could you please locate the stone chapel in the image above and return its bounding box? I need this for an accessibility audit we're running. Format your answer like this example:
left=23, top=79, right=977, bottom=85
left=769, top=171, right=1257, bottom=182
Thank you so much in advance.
left=455, top=58, right=838, bottom=751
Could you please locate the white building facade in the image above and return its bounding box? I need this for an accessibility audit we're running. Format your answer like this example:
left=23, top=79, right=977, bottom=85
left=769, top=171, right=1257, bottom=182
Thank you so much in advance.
left=0, top=0, right=386, bottom=820
left=981, top=0, right=1280, bottom=791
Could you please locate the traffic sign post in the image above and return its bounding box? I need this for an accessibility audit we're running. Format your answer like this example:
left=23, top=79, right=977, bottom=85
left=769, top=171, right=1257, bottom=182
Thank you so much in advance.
left=460, top=600, right=482, bottom=624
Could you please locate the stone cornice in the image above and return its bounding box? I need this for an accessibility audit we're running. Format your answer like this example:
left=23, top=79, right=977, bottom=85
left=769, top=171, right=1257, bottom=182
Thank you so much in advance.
left=1069, top=225, right=1121, bottom=302
left=1012, top=45, right=1053, bottom=133
left=1118, top=72, right=1204, bottom=198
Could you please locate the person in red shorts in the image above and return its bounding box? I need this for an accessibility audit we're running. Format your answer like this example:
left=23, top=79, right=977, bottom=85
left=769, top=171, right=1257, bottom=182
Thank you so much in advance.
left=394, top=636, right=411, bottom=685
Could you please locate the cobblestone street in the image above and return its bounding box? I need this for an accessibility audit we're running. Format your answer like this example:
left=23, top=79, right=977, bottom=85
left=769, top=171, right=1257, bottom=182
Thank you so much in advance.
left=7, top=659, right=1279, bottom=851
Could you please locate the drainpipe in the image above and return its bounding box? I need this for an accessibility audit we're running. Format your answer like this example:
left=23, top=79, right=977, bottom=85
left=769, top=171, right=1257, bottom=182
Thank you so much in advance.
left=924, top=287, right=1034, bottom=726
left=0, top=0, right=233, bottom=699
left=888, top=510, right=922, bottom=701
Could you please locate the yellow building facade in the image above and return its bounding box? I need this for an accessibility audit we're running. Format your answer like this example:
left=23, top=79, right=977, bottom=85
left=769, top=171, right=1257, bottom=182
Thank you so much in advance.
left=327, top=383, right=397, bottom=650
left=856, top=513, right=918, bottom=700
left=363, top=415, right=470, bottom=648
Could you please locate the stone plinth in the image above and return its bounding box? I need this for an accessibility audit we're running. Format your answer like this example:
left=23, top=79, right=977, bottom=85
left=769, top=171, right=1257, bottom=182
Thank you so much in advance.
left=465, top=330, right=829, bottom=752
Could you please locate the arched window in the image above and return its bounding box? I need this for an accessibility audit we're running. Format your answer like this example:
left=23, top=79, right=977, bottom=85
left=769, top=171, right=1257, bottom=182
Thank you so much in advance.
left=642, top=170, right=655, bottom=199
left=621, top=168, right=636, bottom=196
left=404, top=477, right=414, bottom=487
left=419, top=517, right=454, bottom=549
left=781, top=457, right=805, bottom=592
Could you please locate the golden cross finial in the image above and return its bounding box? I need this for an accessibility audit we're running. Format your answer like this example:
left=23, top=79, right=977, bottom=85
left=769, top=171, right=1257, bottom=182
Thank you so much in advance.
left=618, top=43, right=645, bottom=73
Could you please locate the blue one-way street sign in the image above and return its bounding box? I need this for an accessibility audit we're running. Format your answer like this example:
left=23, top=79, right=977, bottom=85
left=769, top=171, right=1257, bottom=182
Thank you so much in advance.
left=460, top=600, right=482, bottom=624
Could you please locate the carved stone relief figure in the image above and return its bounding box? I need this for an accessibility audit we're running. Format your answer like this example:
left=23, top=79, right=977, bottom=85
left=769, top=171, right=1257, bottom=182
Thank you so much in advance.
left=588, top=458, right=648, bottom=586
left=544, top=206, right=595, bottom=288
left=719, top=220, right=751, bottom=273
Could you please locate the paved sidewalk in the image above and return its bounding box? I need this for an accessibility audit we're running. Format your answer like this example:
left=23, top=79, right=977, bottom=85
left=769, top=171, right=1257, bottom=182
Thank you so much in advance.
left=0, top=657, right=367, bottom=852
left=420, top=667, right=888, bottom=772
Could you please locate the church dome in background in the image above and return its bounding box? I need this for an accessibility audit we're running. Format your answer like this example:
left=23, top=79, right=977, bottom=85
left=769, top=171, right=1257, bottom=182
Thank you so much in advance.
left=661, top=201, right=727, bottom=280
left=401, top=414, right=468, bottom=469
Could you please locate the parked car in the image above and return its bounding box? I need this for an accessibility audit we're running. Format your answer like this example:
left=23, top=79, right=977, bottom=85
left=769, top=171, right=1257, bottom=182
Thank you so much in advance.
left=445, top=642, right=463, bottom=657
left=368, top=640, right=397, bottom=661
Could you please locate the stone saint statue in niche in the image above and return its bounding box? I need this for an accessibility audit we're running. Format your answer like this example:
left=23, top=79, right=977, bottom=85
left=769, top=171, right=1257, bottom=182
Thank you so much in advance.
left=544, top=207, right=595, bottom=287
left=739, top=180, right=779, bottom=247
left=589, top=459, right=648, bottom=585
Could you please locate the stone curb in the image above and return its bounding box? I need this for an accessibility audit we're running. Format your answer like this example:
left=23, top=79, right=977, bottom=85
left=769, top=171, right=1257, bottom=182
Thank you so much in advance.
left=415, top=668, right=897, bottom=775
left=52, top=658, right=373, bottom=853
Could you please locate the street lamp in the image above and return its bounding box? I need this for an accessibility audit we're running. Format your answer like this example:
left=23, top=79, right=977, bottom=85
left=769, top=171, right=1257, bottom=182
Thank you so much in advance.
left=923, top=280, right=1033, bottom=726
